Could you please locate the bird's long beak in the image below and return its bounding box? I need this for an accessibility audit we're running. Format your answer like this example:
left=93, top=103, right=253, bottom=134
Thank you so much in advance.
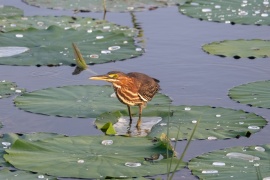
left=89, top=74, right=109, bottom=81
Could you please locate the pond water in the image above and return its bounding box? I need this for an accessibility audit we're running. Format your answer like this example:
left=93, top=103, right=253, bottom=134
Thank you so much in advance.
left=1, top=0, right=270, bottom=179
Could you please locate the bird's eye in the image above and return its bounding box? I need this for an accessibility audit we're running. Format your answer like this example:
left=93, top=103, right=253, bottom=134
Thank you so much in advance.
left=109, top=74, right=118, bottom=78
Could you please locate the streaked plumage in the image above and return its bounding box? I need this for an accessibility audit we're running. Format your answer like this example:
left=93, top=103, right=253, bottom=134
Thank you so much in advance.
left=90, top=71, right=160, bottom=127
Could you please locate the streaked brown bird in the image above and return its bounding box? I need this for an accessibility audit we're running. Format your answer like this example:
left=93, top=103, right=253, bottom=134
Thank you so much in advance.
left=90, top=71, right=160, bottom=127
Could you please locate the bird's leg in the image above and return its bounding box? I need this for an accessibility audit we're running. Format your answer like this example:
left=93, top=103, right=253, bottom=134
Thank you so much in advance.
left=127, top=105, right=132, bottom=125
left=136, top=104, right=143, bottom=128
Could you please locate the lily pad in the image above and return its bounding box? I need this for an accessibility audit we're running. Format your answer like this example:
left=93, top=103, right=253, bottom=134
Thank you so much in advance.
left=188, top=144, right=270, bottom=179
left=0, top=80, right=25, bottom=99
left=14, top=85, right=171, bottom=118
left=22, top=0, right=184, bottom=12
left=0, top=6, right=137, bottom=36
left=0, top=168, right=56, bottom=180
left=0, top=132, right=65, bottom=167
left=0, top=5, right=23, bottom=18
left=95, top=106, right=267, bottom=140
left=4, top=135, right=182, bottom=179
left=0, top=25, right=143, bottom=66
left=202, top=39, right=270, bottom=59
left=180, top=0, right=270, bottom=25
left=229, top=80, right=270, bottom=108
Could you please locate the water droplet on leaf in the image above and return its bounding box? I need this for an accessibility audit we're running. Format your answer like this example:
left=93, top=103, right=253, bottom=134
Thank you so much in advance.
left=77, top=159, right=85, bottom=163
left=96, top=36, right=104, bottom=39
left=108, top=46, right=121, bottom=51
left=248, top=126, right=260, bottom=130
left=101, top=140, right=113, bottom=145
left=184, top=107, right=191, bottom=111
left=202, top=170, right=218, bottom=174
left=101, top=50, right=111, bottom=54
left=212, top=162, right=225, bottom=166
left=15, top=34, right=23, bottom=38
left=255, top=146, right=265, bottom=152
left=125, top=162, right=141, bottom=167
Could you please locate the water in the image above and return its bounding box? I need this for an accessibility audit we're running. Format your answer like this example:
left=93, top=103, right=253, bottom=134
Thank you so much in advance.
left=0, top=0, right=270, bottom=179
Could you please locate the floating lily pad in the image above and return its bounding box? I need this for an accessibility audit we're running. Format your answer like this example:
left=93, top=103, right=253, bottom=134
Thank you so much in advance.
left=203, top=39, right=270, bottom=59
left=0, top=6, right=137, bottom=36
left=22, top=0, right=185, bottom=12
left=0, top=5, right=23, bottom=18
left=188, top=144, right=270, bottom=179
left=180, top=0, right=270, bottom=25
left=4, top=135, right=182, bottom=179
left=0, top=132, right=65, bottom=167
left=95, top=106, right=266, bottom=140
left=0, top=25, right=143, bottom=66
left=0, top=80, right=25, bottom=99
left=14, top=85, right=171, bottom=118
left=0, top=168, right=56, bottom=180
left=229, top=80, right=270, bottom=108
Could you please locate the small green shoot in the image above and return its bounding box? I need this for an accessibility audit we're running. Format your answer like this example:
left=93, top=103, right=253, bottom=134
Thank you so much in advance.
left=72, top=42, right=88, bottom=70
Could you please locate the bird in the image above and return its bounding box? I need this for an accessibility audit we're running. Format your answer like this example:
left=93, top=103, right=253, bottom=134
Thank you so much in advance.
left=90, top=71, right=160, bottom=127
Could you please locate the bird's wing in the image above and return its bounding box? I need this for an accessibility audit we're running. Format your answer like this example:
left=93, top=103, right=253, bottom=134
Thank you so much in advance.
left=128, top=72, right=160, bottom=102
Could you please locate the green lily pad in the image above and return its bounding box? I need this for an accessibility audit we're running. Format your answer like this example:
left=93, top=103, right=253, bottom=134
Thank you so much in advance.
left=0, top=6, right=137, bottom=36
left=229, top=80, right=270, bottom=108
left=101, top=122, right=117, bottom=135
left=188, top=144, right=270, bottom=179
left=4, top=135, right=182, bottom=179
left=180, top=0, right=270, bottom=25
left=95, top=106, right=267, bottom=140
left=202, top=39, right=270, bottom=59
left=22, top=0, right=184, bottom=12
left=0, top=5, right=23, bottom=18
left=0, top=132, right=65, bottom=167
left=0, top=168, right=56, bottom=180
left=14, top=85, right=171, bottom=118
left=0, top=80, right=25, bottom=99
left=0, top=25, right=143, bottom=66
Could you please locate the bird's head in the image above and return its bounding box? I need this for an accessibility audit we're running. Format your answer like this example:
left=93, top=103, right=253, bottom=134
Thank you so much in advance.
left=89, top=71, right=127, bottom=83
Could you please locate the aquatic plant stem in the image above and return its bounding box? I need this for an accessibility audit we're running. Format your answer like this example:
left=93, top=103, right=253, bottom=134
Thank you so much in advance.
left=166, top=106, right=172, bottom=179
left=168, top=118, right=201, bottom=180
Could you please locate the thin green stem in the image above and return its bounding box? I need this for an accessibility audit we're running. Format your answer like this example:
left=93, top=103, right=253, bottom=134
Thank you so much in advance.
left=168, top=118, right=201, bottom=180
